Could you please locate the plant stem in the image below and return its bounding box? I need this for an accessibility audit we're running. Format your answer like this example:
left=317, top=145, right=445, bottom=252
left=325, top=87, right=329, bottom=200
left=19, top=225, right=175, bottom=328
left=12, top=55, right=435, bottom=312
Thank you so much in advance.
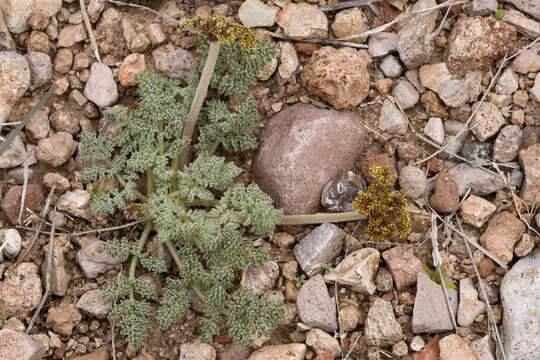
left=176, top=41, right=221, bottom=172
left=278, top=212, right=366, bottom=225
left=164, top=238, right=231, bottom=316
left=147, top=169, right=154, bottom=195
left=129, top=221, right=153, bottom=299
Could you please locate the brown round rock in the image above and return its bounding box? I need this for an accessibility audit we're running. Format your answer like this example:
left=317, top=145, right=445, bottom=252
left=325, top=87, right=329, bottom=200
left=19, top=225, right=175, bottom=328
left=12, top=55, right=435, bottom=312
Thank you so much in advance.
left=429, top=170, right=460, bottom=214
left=478, top=257, right=495, bottom=278
left=253, top=103, right=366, bottom=215
left=301, top=46, right=370, bottom=110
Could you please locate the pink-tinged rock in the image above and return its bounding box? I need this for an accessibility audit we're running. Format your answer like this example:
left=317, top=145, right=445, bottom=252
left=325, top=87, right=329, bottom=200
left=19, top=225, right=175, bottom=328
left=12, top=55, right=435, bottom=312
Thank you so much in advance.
left=152, top=44, right=197, bottom=81
left=0, top=263, right=42, bottom=318
left=252, top=103, right=366, bottom=215
left=241, top=261, right=279, bottom=296
left=479, top=211, right=526, bottom=264
left=429, top=170, right=460, bottom=214
left=445, top=16, right=517, bottom=76
left=439, top=334, right=478, bottom=360
left=511, top=49, right=540, bottom=74
left=296, top=275, right=338, bottom=332
left=301, top=46, right=370, bottom=110
left=471, top=102, right=506, bottom=142
left=419, top=63, right=452, bottom=94
left=119, top=53, right=145, bottom=87
left=57, top=23, right=87, bottom=47
left=0, top=51, right=30, bottom=128
left=502, top=9, right=540, bottom=38
left=46, top=303, right=82, bottom=336
left=382, top=245, right=422, bottom=290
left=459, top=194, right=496, bottom=228
left=36, top=131, right=77, bottom=167
left=0, top=0, right=62, bottom=34
left=412, top=335, right=440, bottom=360
left=248, top=344, right=306, bottom=360
left=276, top=3, right=327, bottom=40
left=1, top=184, right=45, bottom=225
left=518, top=143, right=540, bottom=206
left=0, top=328, right=46, bottom=360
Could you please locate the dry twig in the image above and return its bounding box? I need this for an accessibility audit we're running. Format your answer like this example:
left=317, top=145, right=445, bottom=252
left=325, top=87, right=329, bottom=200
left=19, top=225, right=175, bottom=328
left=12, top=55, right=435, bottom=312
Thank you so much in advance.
left=26, top=208, right=57, bottom=334
left=265, top=30, right=368, bottom=49
left=79, top=0, right=101, bottom=63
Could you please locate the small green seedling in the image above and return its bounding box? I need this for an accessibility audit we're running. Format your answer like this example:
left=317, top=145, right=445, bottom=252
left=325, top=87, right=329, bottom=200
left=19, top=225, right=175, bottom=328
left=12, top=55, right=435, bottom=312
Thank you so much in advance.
left=292, top=274, right=307, bottom=288
left=422, top=264, right=456, bottom=290
left=492, top=9, right=505, bottom=20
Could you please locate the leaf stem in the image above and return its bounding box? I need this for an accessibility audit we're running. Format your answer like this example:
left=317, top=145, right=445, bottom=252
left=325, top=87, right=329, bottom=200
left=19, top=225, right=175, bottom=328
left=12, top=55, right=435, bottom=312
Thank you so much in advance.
left=128, top=221, right=153, bottom=299
left=278, top=211, right=366, bottom=225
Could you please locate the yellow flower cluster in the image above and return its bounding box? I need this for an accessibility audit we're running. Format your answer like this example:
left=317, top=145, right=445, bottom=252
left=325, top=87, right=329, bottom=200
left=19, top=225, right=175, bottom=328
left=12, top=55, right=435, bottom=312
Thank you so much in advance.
left=182, top=15, right=256, bottom=50
left=353, top=166, right=411, bottom=242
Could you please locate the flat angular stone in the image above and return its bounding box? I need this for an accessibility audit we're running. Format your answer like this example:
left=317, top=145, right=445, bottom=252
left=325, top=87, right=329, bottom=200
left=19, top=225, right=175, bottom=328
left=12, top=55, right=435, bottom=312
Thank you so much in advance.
left=501, top=249, right=540, bottom=360
left=459, top=194, right=496, bottom=228
left=0, top=263, right=42, bottom=318
left=324, top=248, right=380, bottom=294
left=448, top=163, right=505, bottom=196
left=479, top=211, right=525, bottom=264
left=76, top=289, right=113, bottom=319
left=77, top=240, right=125, bottom=279
left=238, top=0, right=279, bottom=28
left=294, top=223, right=345, bottom=277
left=471, top=102, right=506, bottom=142
left=412, top=271, right=458, bottom=333
left=241, top=261, right=279, bottom=296
left=248, top=344, right=306, bottom=360
left=296, top=274, right=337, bottom=332
left=364, top=298, right=402, bottom=346
left=276, top=3, right=327, bottom=40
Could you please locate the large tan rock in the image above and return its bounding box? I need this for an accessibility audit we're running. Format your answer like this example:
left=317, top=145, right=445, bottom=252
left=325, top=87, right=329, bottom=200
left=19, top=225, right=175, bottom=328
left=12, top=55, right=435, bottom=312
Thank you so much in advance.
left=0, top=263, right=42, bottom=318
left=301, top=46, right=370, bottom=110
left=0, top=0, right=62, bottom=34
left=276, top=3, right=327, bottom=40
left=252, top=103, right=366, bottom=215
left=519, top=143, right=540, bottom=206
left=0, top=329, right=46, bottom=360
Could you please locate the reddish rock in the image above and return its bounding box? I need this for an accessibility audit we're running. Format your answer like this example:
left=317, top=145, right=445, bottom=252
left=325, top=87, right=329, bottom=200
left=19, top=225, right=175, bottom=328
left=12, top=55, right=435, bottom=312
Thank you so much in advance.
left=118, top=53, right=145, bottom=87
left=445, top=16, right=517, bottom=76
left=1, top=184, right=45, bottom=224
left=413, top=335, right=440, bottom=360
left=479, top=211, right=526, bottom=264
left=46, top=303, right=82, bottom=336
left=293, top=42, right=318, bottom=56
left=253, top=103, right=366, bottom=215
left=429, top=171, right=460, bottom=214
left=301, top=46, right=370, bottom=110
left=0, top=329, right=46, bottom=360
left=73, top=348, right=109, bottom=360
left=518, top=143, right=540, bottom=206
left=478, top=257, right=495, bottom=278
left=382, top=245, right=422, bottom=290
left=359, top=153, right=397, bottom=185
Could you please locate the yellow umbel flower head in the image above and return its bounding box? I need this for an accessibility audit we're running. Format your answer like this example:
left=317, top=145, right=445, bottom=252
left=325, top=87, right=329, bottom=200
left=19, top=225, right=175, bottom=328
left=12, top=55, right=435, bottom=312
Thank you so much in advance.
left=353, top=165, right=411, bottom=242
left=182, top=14, right=256, bottom=50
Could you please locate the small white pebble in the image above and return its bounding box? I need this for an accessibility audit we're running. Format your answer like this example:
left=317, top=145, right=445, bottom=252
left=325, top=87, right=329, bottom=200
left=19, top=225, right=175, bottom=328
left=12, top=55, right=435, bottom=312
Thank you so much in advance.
left=0, top=229, right=22, bottom=259
left=410, top=335, right=425, bottom=352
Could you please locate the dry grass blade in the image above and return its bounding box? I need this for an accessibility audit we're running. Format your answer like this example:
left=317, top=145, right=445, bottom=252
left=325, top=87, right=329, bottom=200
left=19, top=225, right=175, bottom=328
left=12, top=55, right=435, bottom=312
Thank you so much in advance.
left=79, top=0, right=101, bottom=62
left=265, top=31, right=368, bottom=49
left=17, top=155, right=30, bottom=225
left=105, top=0, right=182, bottom=24
left=16, top=187, right=55, bottom=265
left=491, top=162, right=540, bottom=238
left=26, top=208, right=56, bottom=334
left=0, top=87, right=53, bottom=156
left=457, top=218, right=507, bottom=360
left=320, top=0, right=382, bottom=11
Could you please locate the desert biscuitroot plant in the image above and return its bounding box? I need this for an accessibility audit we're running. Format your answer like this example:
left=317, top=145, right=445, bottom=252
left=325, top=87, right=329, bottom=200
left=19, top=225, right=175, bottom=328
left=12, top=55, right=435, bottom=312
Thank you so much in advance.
left=80, top=15, right=283, bottom=349
left=352, top=166, right=411, bottom=242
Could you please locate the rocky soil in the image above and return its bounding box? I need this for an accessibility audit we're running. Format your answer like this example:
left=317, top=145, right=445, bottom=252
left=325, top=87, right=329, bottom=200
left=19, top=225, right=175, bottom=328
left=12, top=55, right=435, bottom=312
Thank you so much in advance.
left=0, top=0, right=540, bottom=359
